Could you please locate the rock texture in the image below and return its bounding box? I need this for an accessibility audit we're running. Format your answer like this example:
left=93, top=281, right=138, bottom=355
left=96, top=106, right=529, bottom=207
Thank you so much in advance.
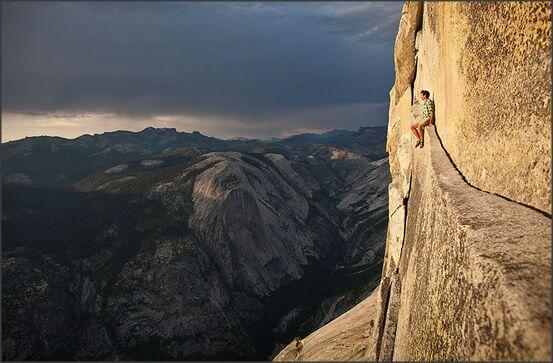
left=189, top=152, right=315, bottom=296
left=275, top=1, right=551, bottom=361
left=391, top=125, right=550, bottom=361
left=412, top=1, right=551, bottom=214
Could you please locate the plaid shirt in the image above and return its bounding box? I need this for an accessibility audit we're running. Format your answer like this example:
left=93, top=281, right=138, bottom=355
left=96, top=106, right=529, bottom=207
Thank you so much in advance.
left=422, top=98, right=434, bottom=119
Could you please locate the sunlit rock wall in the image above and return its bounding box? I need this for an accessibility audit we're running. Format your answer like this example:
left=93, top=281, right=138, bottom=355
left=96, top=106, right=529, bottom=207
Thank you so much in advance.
left=391, top=125, right=550, bottom=360
left=412, top=1, right=551, bottom=214
left=384, top=1, right=551, bottom=360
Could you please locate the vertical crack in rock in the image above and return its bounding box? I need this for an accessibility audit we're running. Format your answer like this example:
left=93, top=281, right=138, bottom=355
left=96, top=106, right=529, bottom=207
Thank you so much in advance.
left=377, top=273, right=401, bottom=361
left=364, top=276, right=392, bottom=361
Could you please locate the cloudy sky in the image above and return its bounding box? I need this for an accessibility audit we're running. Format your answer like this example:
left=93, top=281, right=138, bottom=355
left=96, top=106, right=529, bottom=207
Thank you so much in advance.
left=2, top=1, right=403, bottom=141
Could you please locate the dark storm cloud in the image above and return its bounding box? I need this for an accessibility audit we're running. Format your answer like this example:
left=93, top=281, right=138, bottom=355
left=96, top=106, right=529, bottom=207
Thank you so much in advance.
left=2, top=1, right=403, bottom=139
left=314, top=2, right=403, bottom=42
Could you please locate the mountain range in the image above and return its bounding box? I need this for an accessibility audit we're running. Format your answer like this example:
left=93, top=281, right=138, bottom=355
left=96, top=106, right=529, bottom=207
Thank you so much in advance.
left=2, top=126, right=389, bottom=360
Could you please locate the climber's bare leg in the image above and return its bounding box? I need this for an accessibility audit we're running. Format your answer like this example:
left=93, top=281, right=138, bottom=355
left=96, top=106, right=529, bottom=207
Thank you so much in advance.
left=410, top=124, right=421, bottom=141
left=417, top=118, right=431, bottom=143
left=416, top=124, right=424, bottom=142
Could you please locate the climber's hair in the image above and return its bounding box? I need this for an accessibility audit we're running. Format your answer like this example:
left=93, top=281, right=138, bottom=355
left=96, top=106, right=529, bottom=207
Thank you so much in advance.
left=420, top=90, right=430, bottom=98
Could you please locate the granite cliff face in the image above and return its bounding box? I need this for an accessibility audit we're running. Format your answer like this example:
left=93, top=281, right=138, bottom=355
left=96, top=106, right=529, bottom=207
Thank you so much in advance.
left=2, top=128, right=390, bottom=360
left=275, top=1, right=551, bottom=361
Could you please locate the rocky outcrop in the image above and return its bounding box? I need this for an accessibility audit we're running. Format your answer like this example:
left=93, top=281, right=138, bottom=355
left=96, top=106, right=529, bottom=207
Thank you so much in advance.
left=189, top=152, right=316, bottom=297
left=275, top=1, right=551, bottom=361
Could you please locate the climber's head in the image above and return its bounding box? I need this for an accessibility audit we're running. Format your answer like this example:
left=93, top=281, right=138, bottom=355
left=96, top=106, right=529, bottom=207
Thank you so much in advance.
left=420, top=90, right=430, bottom=100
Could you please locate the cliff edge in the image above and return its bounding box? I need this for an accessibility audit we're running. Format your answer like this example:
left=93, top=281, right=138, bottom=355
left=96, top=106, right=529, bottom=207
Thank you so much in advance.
left=274, top=1, right=551, bottom=361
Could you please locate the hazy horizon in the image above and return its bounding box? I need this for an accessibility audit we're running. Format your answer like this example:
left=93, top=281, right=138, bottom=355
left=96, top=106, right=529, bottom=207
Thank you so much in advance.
left=2, top=1, right=403, bottom=142
left=2, top=123, right=389, bottom=144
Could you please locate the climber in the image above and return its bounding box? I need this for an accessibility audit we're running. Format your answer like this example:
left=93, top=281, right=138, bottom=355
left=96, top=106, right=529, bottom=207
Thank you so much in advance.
left=410, top=90, right=435, bottom=148
left=293, top=336, right=304, bottom=359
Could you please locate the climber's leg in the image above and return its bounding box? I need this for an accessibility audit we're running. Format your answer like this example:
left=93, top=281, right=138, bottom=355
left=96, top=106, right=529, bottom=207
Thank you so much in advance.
left=410, top=123, right=421, bottom=141
left=416, top=125, right=424, bottom=144
left=417, top=118, right=431, bottom=141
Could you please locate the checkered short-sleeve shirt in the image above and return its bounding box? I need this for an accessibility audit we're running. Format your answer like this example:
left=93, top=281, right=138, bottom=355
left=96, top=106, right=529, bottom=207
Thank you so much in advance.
left=422, top=99, right=434, bottom=119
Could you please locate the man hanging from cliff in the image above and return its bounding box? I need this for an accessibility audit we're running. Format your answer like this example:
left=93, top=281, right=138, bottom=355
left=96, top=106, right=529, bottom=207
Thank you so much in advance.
left=410, top=90, right=435, bottom=148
